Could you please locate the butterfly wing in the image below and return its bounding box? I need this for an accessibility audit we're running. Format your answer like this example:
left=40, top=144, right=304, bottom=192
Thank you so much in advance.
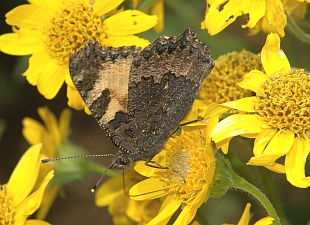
left=69, top=41, right=142, bottom=145
left=112, top=28, right=214, bottom=159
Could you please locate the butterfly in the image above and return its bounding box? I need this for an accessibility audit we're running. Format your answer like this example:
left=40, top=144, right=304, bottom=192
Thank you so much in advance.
left=68, top=28, right=214, bottom=173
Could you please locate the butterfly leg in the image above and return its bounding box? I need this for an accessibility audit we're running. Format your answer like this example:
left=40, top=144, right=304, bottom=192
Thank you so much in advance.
left=145, top=160, right=186, bottom=183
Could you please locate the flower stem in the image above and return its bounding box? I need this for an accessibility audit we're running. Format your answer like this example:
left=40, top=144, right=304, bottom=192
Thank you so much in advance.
left=286, top=11, right=310, bottom=45
left=230, top=167, right=281, bottom=225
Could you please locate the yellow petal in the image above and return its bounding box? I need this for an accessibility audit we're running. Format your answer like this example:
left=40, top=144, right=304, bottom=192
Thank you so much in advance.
left=285, top=137, right=310, bottom=188
left=265, top=0, right=286, bottom=37
left=237, top=203, right=251, bottom=225
left=5, top=4, right=49, bottom=29
left=38, top=106, right=61, bottom=144
left=67, top=85, right=86, bottom=111
left=211, top=115, right=262, bottom=143
left=222, top=97, right=257, bottom=112
left=36, top=60, right=65, bottom=99
left=263, top=130, right=294, bottom=156
left=15, top=170, right=54, bottom=218
left=23, top=51, right=52, bottom=85
left=202, top=0, right=265, bottom=35
left=59, top=108, right=72, bottom=138
left=109, top=34, right=150, bottom=48
left=129, top=178, right=167, bottom=200
left=248, top=154, right=283, bottom=166
left=203, top=104, right=230, bottom=119
left=174, top=206, right=196, bottom=225
left=261, top=33, right=290, bottom=75
left=28, top=0, right=62, bottom=11
left=22, top=118, right=45, bottom=145
left=148, top=196, right=181, bottom=225
left=216, top=137, right=231, bottom=154
left=0, top=31, right=42, bottom=55
left=150, top=0, right=164, bottom=33
left=254, top=216, right=274, bottom=225
left=95, top=176, right=123, bottom=206
left=7, top=144, right=42, bottom=206
left=93, top=0, right=124, bottom=14
left=265, top=162, right=285, bottom=173
left=36, top=184, right=60, bottom=220
left=238, top=70, right=268, bottom=93
left=253, top=128, right=277, bottom=156
left=104, top=10, right=157, bottom=35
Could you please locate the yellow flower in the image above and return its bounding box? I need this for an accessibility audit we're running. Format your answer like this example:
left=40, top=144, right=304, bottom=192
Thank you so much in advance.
left=0, top=0, right=158, bottom=112
left=222, top=203, right=274, bottom=225
left=210, top=33, right=310, bottom=188
left=133, top=0, right=164, bottom=33
left=129, top=120, right=216, bottom=224
left=201, top=0, right=287, bottom=37
left=0, top=144, right=54, bottom=225
left=95, top=168, right=162, bottom=225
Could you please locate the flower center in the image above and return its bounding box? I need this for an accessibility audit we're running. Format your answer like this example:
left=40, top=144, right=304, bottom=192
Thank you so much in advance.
left=199, top=50, right=263, bottom=107
left=43, top=2, right=107, bottom=65
left=0, top=185, right=15, bottom=225
left=254, top=69, right=310, bottom=136
left=160, top=135, right=213, bottom=204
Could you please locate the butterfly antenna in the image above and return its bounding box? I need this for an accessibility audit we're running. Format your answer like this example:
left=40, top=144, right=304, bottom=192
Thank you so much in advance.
left=91, top=156, right=119, bottom=193
left=41, top=154, right=116, bottom=163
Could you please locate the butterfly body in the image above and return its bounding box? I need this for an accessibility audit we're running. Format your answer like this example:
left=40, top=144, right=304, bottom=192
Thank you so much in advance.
left=69, top=28, right=214, bottom=170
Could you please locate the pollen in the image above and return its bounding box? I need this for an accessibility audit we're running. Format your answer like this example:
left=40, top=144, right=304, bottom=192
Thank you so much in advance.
left=199, top=50, right=264, bottom=108
left=0, top=185, right=14, bottom=225
left=159, top=135, right=212, bottom=203
left=254, top=69, right=310, bottom=137
left=43, top=2, right=107, bottom=65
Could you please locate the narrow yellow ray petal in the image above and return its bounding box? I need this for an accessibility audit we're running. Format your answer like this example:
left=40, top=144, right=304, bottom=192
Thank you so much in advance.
left=211, top=115, right=262, bottom=143
left=37, top=60, right=65, bottom=99
left=261, top=33, right=290, bottom=75
left=109, top=35, right=150, bottom=48
left=238, top=70, right=268, bottom=93
left=285, top=137, right=310, bottom=188
left=0, top=31, right=42, bottom=55
left=104, top=10, right=157, bottom=35
left=148, top=196, right=181, bottom=225
left=22, top=118, right=45, bottom=145
left=222, top=97, right=257, bottom=112
left=253, top=128, right=277, bottom=156
left=23, top=51, right=52, bottom=85
left=28, top=0, right=62, bottom=11
left=265, top=162, right=285, bottom=173
left=7, top=144, right=42, bottom=206
left=67, top=86, right=86, bottom=111
left=15, top=170, right=54, bottom=217
left=95, top=177, right=123, bottom=206
left=6, top=4, right=49, bottom=29
left=203, top=104, right=230, bottom=119
left=263, top=130, right=294, bottom=156
left=129, top=178, right=167, bottom=200
left=265, top=0, right=286, bottom=37
left=59, top=108, right=72, bottom=138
